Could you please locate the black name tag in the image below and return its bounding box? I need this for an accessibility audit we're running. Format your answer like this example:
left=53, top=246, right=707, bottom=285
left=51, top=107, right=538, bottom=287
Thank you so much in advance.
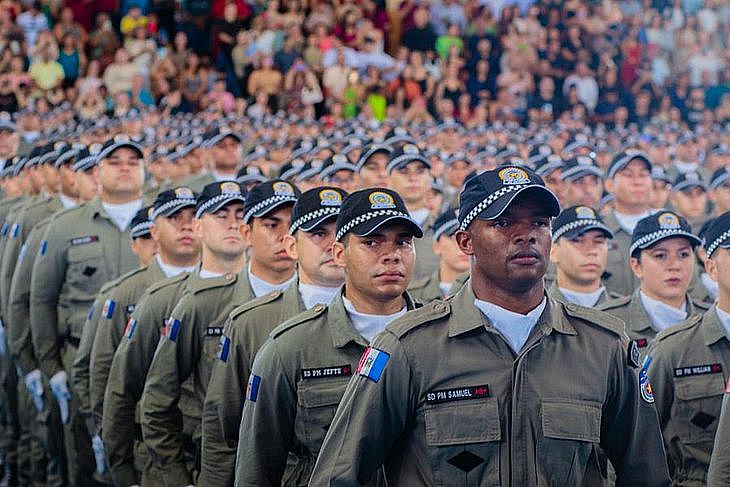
left=301, top=365, right=352, bottom=380
left=425, top=385, right=490, bottom=404
left=70, top=235, right=99, bottom=246
left=205, top=326, right=225, bottom=336
left=674, top=363, right=723, bottom=377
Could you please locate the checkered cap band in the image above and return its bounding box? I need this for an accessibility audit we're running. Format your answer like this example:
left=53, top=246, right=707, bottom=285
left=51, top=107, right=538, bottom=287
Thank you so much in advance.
left=707, top=229, right=730, bottom=257
left=243, top=194, right=298, bottom=224
left=562, top=164, right=603, bottom=181
left=289, top=207, right=340, bottom=234
left=387, top=154, right=430, bottom=172
left=196, top=194, right=245, bottom=219
left=129, top=221, right=153, bottom=239
left=151, top=198, right=196, bottom=220
left=336, top=209, right=411, bottom=241
left=458, top=184, right=530, bottom=231
left=711, top=172, right=730, bottom=190
left=629, top=229, right=698, bottom=256
left=552, top=219, right=606, bottom=242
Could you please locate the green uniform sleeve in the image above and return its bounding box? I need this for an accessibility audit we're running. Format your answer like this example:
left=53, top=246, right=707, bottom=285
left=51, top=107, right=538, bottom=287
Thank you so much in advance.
left=305, top=330, right=414, bottom=486
left=708, top=392, right=730, bottom=486
left=6, top=226, right=43, bottom=375
left=140, top=298, right=199, bottom=487
left=72, top=294, right=105, bottom=437
left=102, top=292, right=160, bottom=487
left=200, top=319, right=248, bottom=486
left=30, top=222, right=67, bottom=379
left=90, top=287, right=130, bottom=433
left=599, top=337, right=670, bottom=486
left=235, top=337, right=297, bottom=486
left=646, top=342, right=677, bottom=476
left=0, top=213, right=25, bottom=319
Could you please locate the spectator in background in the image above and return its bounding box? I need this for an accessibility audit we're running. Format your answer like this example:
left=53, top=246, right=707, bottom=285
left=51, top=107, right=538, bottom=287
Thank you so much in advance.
left=247, top=55, right=282, bottom=97
left=431, top=0, right=467, bottom=36
left=16, top=1, right=48, bottom=50
left=435, top=23, right=464, bottom=60
left=402, top=7, right=437, bottom=54
left=179, top=51, right=208, bottom=110
left=103, top=48, right=139, bottom=95
left=58, top=33, right=86, bottom=88
left=28, top=46, right=65, bottom=92
left=322, top=50, right=350, bottom=102
left=89, top=12, right=121, bottom=69
left=120, top=7, right=148, bottom=37
left=564, top=61, right=600, bottom=112
left=53, top=7, right=88, bottom=47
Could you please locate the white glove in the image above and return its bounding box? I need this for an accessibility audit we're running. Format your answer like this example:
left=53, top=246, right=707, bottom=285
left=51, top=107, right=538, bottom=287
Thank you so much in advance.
left=49, top=370, right=70, bottom=424
left=24, top=369, right=44, bottom=412
left=91, top=434, right=107, bottom=474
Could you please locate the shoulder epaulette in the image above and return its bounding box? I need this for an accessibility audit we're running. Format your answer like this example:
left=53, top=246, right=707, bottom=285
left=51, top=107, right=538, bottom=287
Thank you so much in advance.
left=607, top=291, right=625, bottom=300
left=100, top=274, right=127, bottom=294
left=388, top=297, right=452, bottom=338
left=38, top=206, right=75, bottom=226
left=189, top=273, right=238, bottom=294
left=270, top=303, right=327, bottom=338
left=692, top=297, right=712, bottom=311
left=655, top=313, right=702, bottom=341
left=147, top=272, right=189, bottom=295
left=115, top=265, right=149, bottom=285
left=563, top=302, right=626, bottom=336
left=229, top=290, right=282, bottom=321
left=596, top=294, right=632, bottom=311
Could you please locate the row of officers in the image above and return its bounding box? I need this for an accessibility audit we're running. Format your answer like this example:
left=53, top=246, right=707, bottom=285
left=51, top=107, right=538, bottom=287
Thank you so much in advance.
left=4, top=137, right=730, bottom=486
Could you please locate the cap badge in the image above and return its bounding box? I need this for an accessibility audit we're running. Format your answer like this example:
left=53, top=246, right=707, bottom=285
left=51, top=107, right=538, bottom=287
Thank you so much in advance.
left=658, top=212, right=680, bottom=230
left=220, top=182, right=240, bottom=194
left=575, top=207, right=595, bottom=219
left=319, top=189, right=342, bottom=207
left=369, top=191, right=396, bottom=209
left=175, top=187, right=194, bottom=198
left=403, top=144, right=419, bottom=155
left=273, top=181, right=295, bottom=196
left=498, top=167, right=530, bottom=185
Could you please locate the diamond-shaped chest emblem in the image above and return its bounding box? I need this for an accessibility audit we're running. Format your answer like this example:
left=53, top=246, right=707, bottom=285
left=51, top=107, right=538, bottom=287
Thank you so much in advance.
left=447, top=451, right=485, bottom=473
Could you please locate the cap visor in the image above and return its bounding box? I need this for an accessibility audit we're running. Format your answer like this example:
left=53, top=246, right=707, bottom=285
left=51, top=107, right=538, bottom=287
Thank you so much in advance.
left=157, top=201, right=197, bottom=218
left=477, top=185, right=561, bottom=221
left=351, top=215, right=423, bottom=239
left=201, top=196, right=245, bottom=216
left=296, top=213, right=339, bottom=233
left=559, top=224, right=614, bottom=241
left=635, top=232, right=702, bottom=253
left=250, top=199, right=295, bottom=220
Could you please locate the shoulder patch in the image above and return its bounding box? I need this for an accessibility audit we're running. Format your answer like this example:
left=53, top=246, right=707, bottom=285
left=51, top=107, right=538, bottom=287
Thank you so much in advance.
left=596, top=294, right=632, bottom=311
left=100, top=274, right=126, bottom=294
left=147, top=272, right=189, bottom=295
left=270, top=304, right=328, bottom=338
left=655, top=313, right=702, bottom=342
left=230, top=290, right=282, bottom=321
left=563, top=302, right=626, bottom=336
left=189, top=273, right=238, bottom=294
left=387, top=298, right=452, bottom=339
left=116, top=265, right=150, bottom=284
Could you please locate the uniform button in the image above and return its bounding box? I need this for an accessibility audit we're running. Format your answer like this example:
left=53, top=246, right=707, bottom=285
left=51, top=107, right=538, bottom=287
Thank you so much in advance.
left=225, top=273, right=233, bottom=280
left=314, top=304, right=324, bottom=312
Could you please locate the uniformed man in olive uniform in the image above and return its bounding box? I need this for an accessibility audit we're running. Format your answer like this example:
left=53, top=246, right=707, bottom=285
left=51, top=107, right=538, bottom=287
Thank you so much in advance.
left=548, top=205, right=619, bottom=306
left=30, top=136, right=146, bottom=486
left=647, top=212, right=730, bottom=485
left=561, top=155, right=604, bottom=209
left=199, top=186, right=347, bottom=485
left=387, top=144, right=439, bottom=280
left=356, top=145, right=392, bottom=188
left=670, top=172, right=710, bottom=232
left=183, top=127, right=241, bottom=192
left=602, top=151, right=655, bottom=296
left=141, top=180, right=299, bottom=486
left=408, top=209, right=468, bottom=303
left=600, top=211, right=707, bottom=362
left=236, top=187, right=422, bottom=486
left=310, top=165, right=671, bottom=486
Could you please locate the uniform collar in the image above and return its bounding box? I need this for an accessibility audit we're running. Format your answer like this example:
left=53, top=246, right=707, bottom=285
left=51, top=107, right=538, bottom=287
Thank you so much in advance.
left=627, top=289, right=654, bottom=332
left=703, top=306, right=730, bottom=346
left=448, top=281, right=577, bottom=338
left=283, top=279, right=305, bottom=316
left=602, top=211, right=625, bottom=234
left=328, top=286, right=417, bottom=349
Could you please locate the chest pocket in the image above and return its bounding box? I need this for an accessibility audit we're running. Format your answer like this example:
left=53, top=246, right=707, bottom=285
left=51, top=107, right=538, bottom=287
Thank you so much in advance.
left=424, top=400, right=501, bottom=487
left=296, top=377, right=350, bottom=456
left=537, top=399, right=602, bottom=486
left=673, top=375, right=724, bottom=444
left=66, top=243, right=108, bottom=296
left=200, top=326, right=225, bottom=386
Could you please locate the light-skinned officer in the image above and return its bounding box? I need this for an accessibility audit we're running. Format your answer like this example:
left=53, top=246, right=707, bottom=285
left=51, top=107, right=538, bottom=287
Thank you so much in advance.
left=236, top=187, right=422, bottom=486
left=199, top=186, right=347, bottom=486
left=309, top=165, right=670, bottom=486
left=183, top=127, right=241, bottom=192
left=600, top=211, right=707, bottom=362
left=647, top=212, right=730, bottom=485
left=356, top=145, right=392, bottom=188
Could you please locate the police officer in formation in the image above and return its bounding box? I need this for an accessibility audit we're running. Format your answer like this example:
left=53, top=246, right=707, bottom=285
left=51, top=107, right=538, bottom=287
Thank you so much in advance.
left=3, top=109, right=730, bottom=487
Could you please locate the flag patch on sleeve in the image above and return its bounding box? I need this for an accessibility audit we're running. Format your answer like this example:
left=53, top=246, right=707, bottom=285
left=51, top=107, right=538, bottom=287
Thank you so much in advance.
left=101, top=299, right=116, bottom=319
left=218, top=336, right=231, bottom=363
left=246, top=374, right=261, bottom=402
left=39, top=240, right=47, bottom=256
left=164, top=318, right=180, bottom=342
left=124, top=318, right=137, bottom=338
left=356, top=347, right=390, bottom=382
left=11, top=223, right=19, bottom=238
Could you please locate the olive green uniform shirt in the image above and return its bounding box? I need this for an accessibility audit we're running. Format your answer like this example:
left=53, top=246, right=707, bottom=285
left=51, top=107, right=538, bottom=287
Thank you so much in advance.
left=708, top=386, right=730, bottom=486
left=89, top=259, right=166, bottom=433
left=412, top=218, right=439, bottom=281
left=200, top=280, right=306, bottom=486
left=309, top=282, right=671, bottom=486
left=600, top=290, right=710, bottom=363
left=30, top=197, right=139, bottom=377
left=646, top=307, right=730, bottom=485
left=236, top=289, right=418, bottom=486
left=407, top=271, right=467, bottom=304
left=141, top=269, right=254, bottom=487
left=102, top=271, right=192, bottom=487
left=601, top=211, right=638, bottom=297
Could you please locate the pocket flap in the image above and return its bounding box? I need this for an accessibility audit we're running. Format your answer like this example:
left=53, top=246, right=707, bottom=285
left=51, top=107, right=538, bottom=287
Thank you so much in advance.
left=675, top=375, right=725, bottom=401
left=542, top=399, right=601, bottom=442
left=425, top=400, right=501, bottom=446
left=68, top=243, right=104, bottom=261
left=297, top=380, right=348, bottom=408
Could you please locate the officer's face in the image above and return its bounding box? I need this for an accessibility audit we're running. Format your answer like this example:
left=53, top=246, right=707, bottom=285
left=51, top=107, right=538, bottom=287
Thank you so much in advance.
left=211, top=136, right=241, bottom=171
left=564, top=175, right=602, bottom=208
left=670, top=187, right=708, bottom=220
left=333, top=223, right=415, bottom=303
left=707, top=248, right=730, bottom=297
left=242, top=205, right=295, bottom=274
left=289, top=221, right=344, bottom=287
left=710, top=184, right=730, bottom=214
left=445, top=160, right=471, bottom=188
left=650, top=180, right=671, bottom=209
left=390, top=162, right=430, bottom=206
left=550, top=230, right=608, bottom=287
left=76, top=168, right=99, bottom=201
left=99, top=147, right=144, bottom=196
left=197, top=202, right=246, bottom=260
left=152, top=207, right=200, bottom=264
left=358, top=153, right=389, bottom=188
left=433, top=233, right=470, bottom=275
left=59, top=165, right=77, bottom=197
left=130, top=235, right=157, bottom=266
left=630, top=238, right=695, bottom=304
left=0, top=129, right=17, bottom=158
left=456, top=193, right=552, bottom=294
left=327, top=169, right=359, bottom=194
left=607, top=160, right=652, bottom=208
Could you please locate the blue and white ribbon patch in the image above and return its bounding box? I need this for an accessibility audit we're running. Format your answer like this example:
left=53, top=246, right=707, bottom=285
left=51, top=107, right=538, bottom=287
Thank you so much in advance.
left=164, top=318, right=181, bottom=342
left=39, top=240, right=48, bottom=256
left=357, top=347, right=390, bottom=382
left=218, top=336, right=231, bottom=363
left=246, top=374, right=261, bottom=402
left=124, top=318, right=137, bottom=338
left=101, top=299, right=116, bottom=319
